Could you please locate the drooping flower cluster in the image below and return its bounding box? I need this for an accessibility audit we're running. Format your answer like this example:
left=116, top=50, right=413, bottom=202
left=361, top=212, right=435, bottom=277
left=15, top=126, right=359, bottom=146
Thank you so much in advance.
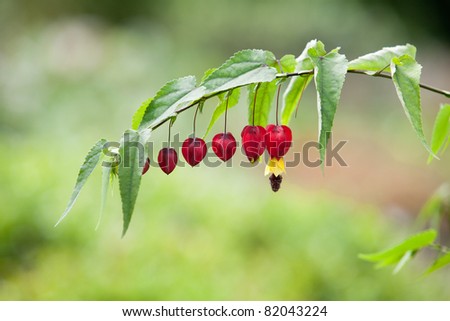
left=144, top=123, right=292, bottom=192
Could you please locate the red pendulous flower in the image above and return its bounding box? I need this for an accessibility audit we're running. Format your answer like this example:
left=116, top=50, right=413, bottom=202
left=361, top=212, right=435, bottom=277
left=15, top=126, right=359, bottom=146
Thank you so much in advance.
left=142, top=157, right=150, bottom=175
left=241, top=125, right=266, bottom=163
left=264, top=124, right=292, bottom=159
left=157, top=148, right=178, bottom=175
left=182, top=137, right=207, bottom=166
left=212, top=132, right=237, bottom=161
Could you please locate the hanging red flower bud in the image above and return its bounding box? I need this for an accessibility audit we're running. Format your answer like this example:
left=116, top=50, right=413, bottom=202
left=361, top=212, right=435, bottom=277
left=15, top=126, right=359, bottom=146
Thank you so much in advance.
left=212, top=132, right=236, bottom=161
left=157, top=148, right=177, bottom=175
left=182, top=137, right=207, bottom=166
left=241, top=125, right=266, bottom=162
left=142, top=157, right=150, bottom=175
left=264, top=124, right=292, bottom=159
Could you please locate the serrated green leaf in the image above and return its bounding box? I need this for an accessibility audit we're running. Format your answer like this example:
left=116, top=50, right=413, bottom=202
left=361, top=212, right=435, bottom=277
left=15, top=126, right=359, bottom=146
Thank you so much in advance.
left=138, top=76, right=205, bottom=131
left=201, top=49, right=278, bottom=93
left=204, top=89, right=241, bottom=138
left=308, top=45, right=348, bottom=166
left=348, top=44, right=416, bottom=72
left=359, top=229, right=437, bottom=266
left=279, top=54, right=297, bottom=73
left=118, top=130, right=145, bottom=236
left=247, top=80, right=277, bottom=127
left=391, top=55, right=433, bottom=155
left=428, top=104, right=450, bottom=163
left=425, top=251, right=450, bottom=275
left=131, top=97, right=153, bottom=130
left=56, top=139, right=107, bottom=226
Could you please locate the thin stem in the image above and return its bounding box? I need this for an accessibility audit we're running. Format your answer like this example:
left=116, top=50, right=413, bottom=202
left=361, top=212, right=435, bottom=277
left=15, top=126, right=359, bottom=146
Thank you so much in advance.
left=276, top=70, right=450, bottom=98
left=224, top=91, right=231, bottom=133
left=193, top=104, right=200, bottom=137
left=275, top=84, right=282, bottom=126
left=430, top=243, right=450, bottom=254
left=167, top=120, right=172, bottom=146
left=349, top=70, right=450, bottom=97
left=252, top=84, right=260, bottom=126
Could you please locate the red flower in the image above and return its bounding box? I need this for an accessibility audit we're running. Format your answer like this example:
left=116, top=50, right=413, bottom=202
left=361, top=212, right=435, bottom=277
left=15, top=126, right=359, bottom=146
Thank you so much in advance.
left=241, top=125, right=266, bottom=162
left=264, top=125, right=292, bottom=159
left=157, top=148, right=178, bottom=175
left=212, top=132, right=237, bottom=161
left=182, top=137, right=207, bottom=166
left=142, top=157, right=150, bottom=175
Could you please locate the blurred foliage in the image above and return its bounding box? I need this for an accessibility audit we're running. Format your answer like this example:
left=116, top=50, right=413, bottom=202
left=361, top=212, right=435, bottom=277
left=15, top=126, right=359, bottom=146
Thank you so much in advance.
left=1, top=145, right=450, bottom=300
left=359, top=0, right=450, bottom=44
left=0, top=0, right=449, bottom=300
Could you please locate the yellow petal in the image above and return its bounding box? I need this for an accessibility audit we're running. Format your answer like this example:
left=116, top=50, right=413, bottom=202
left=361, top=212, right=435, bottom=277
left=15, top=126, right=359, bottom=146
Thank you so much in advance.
left=264, top=157, right=286, bottom=176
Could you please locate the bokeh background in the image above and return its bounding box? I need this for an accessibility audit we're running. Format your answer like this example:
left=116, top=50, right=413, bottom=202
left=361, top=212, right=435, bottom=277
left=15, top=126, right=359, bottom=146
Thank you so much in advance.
left=1, top=0, right=449, bottom=300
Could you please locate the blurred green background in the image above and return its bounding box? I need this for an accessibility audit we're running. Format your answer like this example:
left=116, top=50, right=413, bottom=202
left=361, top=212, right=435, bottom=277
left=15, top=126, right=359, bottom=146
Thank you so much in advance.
left=1, top=0, right=449, bottom=300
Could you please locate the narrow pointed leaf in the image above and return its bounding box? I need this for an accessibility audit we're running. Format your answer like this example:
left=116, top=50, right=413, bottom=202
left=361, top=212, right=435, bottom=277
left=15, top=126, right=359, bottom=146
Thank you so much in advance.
left=247, top=80, right=277, bottom=127
left=359, top=229, right=437, bottom=266
left=201, top=49, right=278, bottom=93
left=308, top=45, right=348, bottom=166
left=393, top=250, right=413, bottom=274
left=428, top=103, right=450, bottom=163
left=118, top=130, right=145, bottom=236
left=391, top=55, right=432, bottom=154
left=138, top=76, right=205, bottom=130
left=282, top=75, right=312, bottom=125
left=204, top=89, right=240, bottom=138
left=425, top=252, right=450, bottom=275
left=56, top=139, right=107, bottom=226
left=348, top=44, right=416, bottom=72
left=280, top=40, right=319, bottom=125
left=132, top=97, right=153, bottom=130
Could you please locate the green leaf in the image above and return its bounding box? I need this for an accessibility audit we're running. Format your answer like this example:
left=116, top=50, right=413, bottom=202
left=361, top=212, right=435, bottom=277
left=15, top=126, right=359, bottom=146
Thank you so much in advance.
left=201, top=49, right=278, bottom=93
left=118, top=130, right=145, bottom=236
left=201, top=68, right=217, bottom=83
left=308, top=45, right=348, bottom=166
left=425, top=252, right=450, bottom=275
left=56, top=139, right=107, bottom=226
left=348, top=44, right=416, bottom=72
left=391, top=55, right=432, bottom=155
left=97, top=162, right=112, bottom=230
left=280, top=40, right=318, bottom=125
left=281, top=75, right=312, bottom=125
left=247, top=80, right=277, bottom=127
left=298, top=39, right=324, bottom=70
left=204, top=89, right=241, bottom=138
left=131, top=97, right=153, bottom=130
left=393, top=250, right=413, bottom=274
left=279, top=54, right=297, bottom=73
left=416, top=184, right=449, bottom=229
left=138, top=76, right=205, bottom=131
left=359, top=229, right=437, bottom=267
left=428, top=104, right=450, bottom=163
